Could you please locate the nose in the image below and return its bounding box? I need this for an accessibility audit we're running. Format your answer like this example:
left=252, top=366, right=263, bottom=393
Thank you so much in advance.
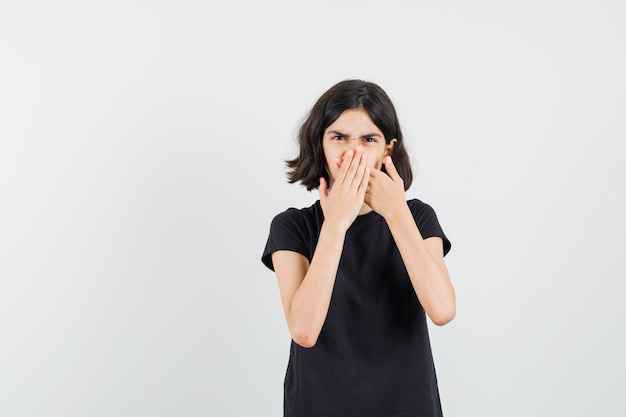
left=342, top=143, right=361, bottom=159
left=347, top=139, right=362, bottom=151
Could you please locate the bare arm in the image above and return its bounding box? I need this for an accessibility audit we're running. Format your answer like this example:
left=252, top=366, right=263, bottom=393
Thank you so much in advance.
left=386, top=213, right=455, bottom=325
left=272, top=149, right=370, bottom=347
left=272, top=222, right=346, bottom=348
left=366, top=156, right=456, bottom=326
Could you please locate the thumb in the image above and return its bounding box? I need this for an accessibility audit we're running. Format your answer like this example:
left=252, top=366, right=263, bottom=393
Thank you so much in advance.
left=384, top=156, right=401, bottom=181
left=318, top=177, right=328, bottom=203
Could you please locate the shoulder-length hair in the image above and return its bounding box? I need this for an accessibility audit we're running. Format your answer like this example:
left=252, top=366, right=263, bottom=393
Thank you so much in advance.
left=286, top=79, right=413, bottom=191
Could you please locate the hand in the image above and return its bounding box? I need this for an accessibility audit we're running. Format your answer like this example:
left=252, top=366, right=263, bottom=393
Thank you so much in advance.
left=318, top=149, right=370, bottom=232
left=365, top=156, right=407, bottom=219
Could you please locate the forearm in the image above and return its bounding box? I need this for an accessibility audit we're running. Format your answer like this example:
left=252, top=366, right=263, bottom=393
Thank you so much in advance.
left=288, top=222, right=346, bottom=347
left=385, top=205, right=456, bottom=325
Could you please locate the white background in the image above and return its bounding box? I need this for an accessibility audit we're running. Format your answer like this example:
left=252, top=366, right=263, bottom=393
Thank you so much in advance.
left=1, top=1, right=625, bottom=416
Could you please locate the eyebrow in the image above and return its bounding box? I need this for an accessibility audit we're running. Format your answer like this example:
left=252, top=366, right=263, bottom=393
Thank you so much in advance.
left=326, top=130, right=382, bottom=138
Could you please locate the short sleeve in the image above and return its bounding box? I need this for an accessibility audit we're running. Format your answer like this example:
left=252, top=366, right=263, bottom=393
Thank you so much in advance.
left=408, top=199, right=452, bottom=256
left=261, top=209, right=311, bottom=271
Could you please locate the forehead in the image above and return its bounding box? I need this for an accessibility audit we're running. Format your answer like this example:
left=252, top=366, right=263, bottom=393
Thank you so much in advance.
left=325, top=108, right=382, bottom=135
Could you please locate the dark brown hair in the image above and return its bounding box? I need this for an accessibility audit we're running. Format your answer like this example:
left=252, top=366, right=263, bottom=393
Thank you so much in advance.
left=286, top=79, right=413, bottom=191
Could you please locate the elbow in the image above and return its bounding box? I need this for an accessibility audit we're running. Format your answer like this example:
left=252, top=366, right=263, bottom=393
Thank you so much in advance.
left=429, top=304, right=456, bottom=326
left=292, top=331, right=318, bottom=348
left=286, top=313, right=321, bottom=348
left=289, top=323, right=319, bottom=348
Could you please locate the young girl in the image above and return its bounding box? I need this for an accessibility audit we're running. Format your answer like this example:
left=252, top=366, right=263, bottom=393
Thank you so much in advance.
left=262, top=79, right=455, bottom=417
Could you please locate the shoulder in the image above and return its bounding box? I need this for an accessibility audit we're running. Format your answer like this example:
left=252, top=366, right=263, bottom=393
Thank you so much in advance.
left=262, top=201, right=322, bottom=271
left=406, top=198, right=437, bottom=217
left=270, top=201, right=321, bottom=230
left=406, top=199, right=452, bottom=255
left=267, top=201, right=323, bottom=244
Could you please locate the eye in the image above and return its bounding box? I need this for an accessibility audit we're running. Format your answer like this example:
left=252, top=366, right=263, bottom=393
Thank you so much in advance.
left=363, top=137, right=377, bottom=143
left=331, top=135, right=345, bottom=141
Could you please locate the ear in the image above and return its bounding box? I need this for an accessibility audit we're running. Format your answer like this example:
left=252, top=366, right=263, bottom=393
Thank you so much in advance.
left=384, top=138, right=398, bottom=157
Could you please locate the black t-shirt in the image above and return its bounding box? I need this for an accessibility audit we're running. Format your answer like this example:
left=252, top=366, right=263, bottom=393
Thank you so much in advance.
left=262, top=199, right=451, bottom=417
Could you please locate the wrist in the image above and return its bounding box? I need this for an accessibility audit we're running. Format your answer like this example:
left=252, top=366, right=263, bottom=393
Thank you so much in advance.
left=382, top=201, right=411, bottom=226
left=321, top=219, right=349, bottom=236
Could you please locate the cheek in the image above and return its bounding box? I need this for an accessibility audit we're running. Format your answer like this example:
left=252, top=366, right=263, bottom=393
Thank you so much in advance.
left=328, top=153, right=342, bottom=171
left=323, top=149, right=342, bottom=174
left=329, top=149, right=352, bottom=171
left=366, top=150, right=385, bottom=169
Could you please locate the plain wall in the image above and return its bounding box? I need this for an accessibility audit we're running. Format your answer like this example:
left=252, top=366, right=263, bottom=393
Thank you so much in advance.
left=1, top=1, right=625, bottom=416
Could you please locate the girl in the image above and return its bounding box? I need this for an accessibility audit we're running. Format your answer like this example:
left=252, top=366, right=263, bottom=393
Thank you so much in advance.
left=262, top=79, right=455, bottom=417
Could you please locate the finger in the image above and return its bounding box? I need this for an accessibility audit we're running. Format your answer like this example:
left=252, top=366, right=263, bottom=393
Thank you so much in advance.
left=368, top=166, right=383, bottom=179
left=384, top=156, right=401, bottom=181
left=350, top=152, right=368, bottom=189
left=364, top=168, right=377, bottom=199
left=358, top=167, right=370, bottom=198
left=364, top=186, right=372, bottom=207
left=337, top=150, right=356, bottom=184
left=357, top=167, right=370, bottom=202
left=343, top=149, right=363, bottom=187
